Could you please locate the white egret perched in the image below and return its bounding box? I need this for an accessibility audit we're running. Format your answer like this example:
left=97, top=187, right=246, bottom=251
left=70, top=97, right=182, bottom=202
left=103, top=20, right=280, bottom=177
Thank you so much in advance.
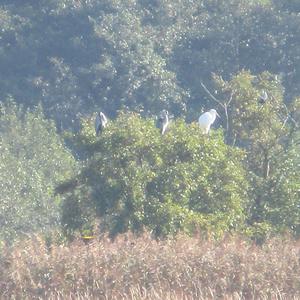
left=198, top=109, right=220, bottom=134
left=95, top=111, right=108, bottom=136
left=157, top=109, right=169, bottom=135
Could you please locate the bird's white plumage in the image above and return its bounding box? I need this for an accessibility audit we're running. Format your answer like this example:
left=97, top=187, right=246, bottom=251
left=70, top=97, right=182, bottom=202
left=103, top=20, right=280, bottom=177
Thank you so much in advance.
left=100, top=112, right=108, bottom=127
left=95, top=112, right=108, bottom=136
left=198, top=109, right=219, bottom=134
left=161, top=114, right=169, bottom=135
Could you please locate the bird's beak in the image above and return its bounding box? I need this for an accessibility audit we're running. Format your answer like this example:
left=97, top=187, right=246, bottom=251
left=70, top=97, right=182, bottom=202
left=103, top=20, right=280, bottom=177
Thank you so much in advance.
left=216, top=112, right=220, bottom=117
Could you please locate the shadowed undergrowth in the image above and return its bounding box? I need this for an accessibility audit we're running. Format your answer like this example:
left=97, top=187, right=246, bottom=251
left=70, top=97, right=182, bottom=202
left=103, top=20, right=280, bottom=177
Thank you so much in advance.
left=1, top=233, right=300, bottom=299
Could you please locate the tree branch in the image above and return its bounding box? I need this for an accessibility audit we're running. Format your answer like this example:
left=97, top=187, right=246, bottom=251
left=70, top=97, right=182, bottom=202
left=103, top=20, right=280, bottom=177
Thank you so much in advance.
left=200, top=81, right=224, bottom=108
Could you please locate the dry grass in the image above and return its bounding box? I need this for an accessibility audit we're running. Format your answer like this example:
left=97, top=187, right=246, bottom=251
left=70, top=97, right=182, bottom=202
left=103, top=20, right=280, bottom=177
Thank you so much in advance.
left=1, top=233, right=300, bottom=299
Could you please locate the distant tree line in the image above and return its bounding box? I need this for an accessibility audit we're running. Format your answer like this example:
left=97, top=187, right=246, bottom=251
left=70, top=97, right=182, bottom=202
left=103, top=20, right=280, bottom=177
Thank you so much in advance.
left=0, top=0, right=299, bottom=243
left=1, top=0, right=300, bottom=126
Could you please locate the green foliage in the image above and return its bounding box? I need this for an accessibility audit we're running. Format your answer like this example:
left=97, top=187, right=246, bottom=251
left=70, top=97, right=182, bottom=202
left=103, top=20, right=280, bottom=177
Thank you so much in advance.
left=0, top=0, right=299, bottom=242
left=60, top=112, right=248, bottom=238
left=88, top=0, right=189, bottom=114
left=213, top=71, right=300, bottom=236
left=1, top=0, right=300, bottom=126
left=0, top=101, right=77, bottom=242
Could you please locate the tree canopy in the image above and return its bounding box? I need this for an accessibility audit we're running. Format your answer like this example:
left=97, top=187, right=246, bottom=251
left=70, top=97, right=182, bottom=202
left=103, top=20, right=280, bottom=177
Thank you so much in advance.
left=0, top=101, right=77, bottom=242
left=1, top=0, right=300, bottom=126
left=60, top=112, right=247, bottom=238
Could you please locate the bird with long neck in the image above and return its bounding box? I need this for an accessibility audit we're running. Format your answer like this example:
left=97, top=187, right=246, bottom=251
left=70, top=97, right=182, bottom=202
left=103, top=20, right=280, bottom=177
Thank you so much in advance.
left=157, top=110, right=169, bottom=135
left=95, top=111, right=108, bottom=136
left=198, top=109, right=219, bottom=134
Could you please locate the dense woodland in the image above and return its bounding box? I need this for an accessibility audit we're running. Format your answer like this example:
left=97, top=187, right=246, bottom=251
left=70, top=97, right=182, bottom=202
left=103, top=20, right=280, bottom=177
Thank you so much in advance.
left=0, top=0, right=300, bottom=246
left=1, top=0, right=300, bottom=298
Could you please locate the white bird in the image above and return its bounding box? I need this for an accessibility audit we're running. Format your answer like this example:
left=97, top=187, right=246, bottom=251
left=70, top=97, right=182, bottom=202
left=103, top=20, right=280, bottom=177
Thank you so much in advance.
left=95, top=112, right=108, bottom=136
left=157, top=110, right=169, bottom=135
left=198, top=109, right=220, bottom=134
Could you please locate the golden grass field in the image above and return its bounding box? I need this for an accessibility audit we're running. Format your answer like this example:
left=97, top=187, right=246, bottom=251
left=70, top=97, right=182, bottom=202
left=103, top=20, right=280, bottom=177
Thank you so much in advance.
left=1, top=233, right=300, bottom=299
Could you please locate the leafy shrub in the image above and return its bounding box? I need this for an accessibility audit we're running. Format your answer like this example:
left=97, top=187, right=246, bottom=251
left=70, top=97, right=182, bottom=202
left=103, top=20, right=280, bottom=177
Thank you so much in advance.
left=0, top=101, right=77, bottom=242
left=60, top=112, right=248, bottom=238
left=214, top=71, right=300, bottom=236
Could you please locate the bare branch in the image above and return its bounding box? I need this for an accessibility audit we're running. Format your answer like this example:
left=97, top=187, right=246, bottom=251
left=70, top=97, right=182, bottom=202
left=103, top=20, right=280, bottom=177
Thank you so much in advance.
left=200, top=81, right=224, bottom=108
left=266, top=92, right=298, bottom=129
left=227, top=92, right=234, bottom=106
left=280, top=116, right=289, bottom=130
left=282, top=102, right=299, bottom=128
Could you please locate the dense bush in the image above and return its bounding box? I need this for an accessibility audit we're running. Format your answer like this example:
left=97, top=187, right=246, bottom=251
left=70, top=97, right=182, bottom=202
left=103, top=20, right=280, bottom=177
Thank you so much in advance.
left=213, top=71, right=300, bottom=237
left=0, top=101, right=77, bottom=242
left=57, top=69, right=299, bottom=240
left=60, top=112, right=248, bottom=238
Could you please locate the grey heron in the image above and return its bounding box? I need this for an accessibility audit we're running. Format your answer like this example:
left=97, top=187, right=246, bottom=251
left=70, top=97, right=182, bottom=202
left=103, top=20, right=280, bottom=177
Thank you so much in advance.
left=157, top=110, right=169, bottom=135
left=198, top=109, right=219, bottom=134
left=95, top=112, right=108, bottom=136
left=259, top=90, right=268, bottom=104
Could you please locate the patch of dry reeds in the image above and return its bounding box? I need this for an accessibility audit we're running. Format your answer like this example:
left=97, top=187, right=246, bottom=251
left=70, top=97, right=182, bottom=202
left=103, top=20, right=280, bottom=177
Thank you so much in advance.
left=1, top=233, right=300, bottom=299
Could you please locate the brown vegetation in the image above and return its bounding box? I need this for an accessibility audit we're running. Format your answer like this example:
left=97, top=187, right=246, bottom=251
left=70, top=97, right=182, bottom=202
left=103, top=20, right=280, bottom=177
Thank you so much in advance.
left=1, top=233, right=300, bottom=299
